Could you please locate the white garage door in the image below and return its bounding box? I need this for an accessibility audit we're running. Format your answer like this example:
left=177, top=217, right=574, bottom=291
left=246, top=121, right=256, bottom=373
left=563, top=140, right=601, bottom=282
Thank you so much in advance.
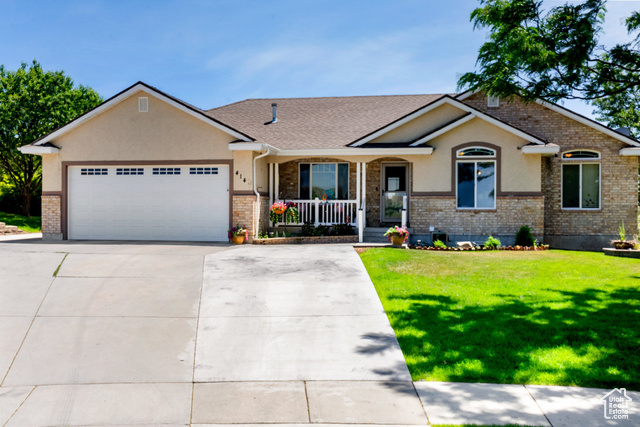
left=68, top=165, right=229, bottom=241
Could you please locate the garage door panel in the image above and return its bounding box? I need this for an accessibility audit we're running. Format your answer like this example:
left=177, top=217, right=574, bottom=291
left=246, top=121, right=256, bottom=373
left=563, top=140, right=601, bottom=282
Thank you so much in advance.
left=68, top=165, right=229, bottom=241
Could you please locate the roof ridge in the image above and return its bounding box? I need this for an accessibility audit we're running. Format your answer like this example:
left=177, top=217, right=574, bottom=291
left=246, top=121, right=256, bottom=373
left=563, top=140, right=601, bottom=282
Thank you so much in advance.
left=206, top=93, right=453, bottom=111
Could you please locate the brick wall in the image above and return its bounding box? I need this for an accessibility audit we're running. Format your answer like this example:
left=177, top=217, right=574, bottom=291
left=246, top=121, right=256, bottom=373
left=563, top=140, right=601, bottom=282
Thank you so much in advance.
left=41, top=195, right=62, bottom=239
left=464, top=93, right=638, bottom=240
left=410, top=195, right=544, bottom=237
left=232, top=194, right=270, bottom=241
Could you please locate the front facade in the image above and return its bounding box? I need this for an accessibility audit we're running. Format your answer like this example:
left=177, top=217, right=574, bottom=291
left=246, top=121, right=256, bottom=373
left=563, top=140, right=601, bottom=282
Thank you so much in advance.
left=21, top=82, right=640, bottom=250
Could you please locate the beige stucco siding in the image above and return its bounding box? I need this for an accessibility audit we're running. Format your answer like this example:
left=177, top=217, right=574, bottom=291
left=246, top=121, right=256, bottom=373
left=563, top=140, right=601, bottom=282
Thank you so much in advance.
left=43, top=90, right=237, bottom=192
left=413, top=118, right=541, bottom=193
left=370, top=103, right=464, bottom=143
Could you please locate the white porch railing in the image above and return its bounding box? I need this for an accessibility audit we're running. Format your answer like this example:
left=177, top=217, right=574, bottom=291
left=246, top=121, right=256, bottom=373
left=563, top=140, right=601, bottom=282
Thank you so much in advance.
left=274, top=199, right=358, bottom=226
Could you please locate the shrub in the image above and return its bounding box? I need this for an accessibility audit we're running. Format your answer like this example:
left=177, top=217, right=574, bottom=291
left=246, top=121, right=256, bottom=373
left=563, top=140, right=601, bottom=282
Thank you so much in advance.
left=484, top=235, right=501, bottom=249
left=514, top=225, right=535, bottom=247
left=332, top=223, right=355, bottom=236
left=300, top=221, right=316, bottom=236
left=433, top=239, right=447, bottom=249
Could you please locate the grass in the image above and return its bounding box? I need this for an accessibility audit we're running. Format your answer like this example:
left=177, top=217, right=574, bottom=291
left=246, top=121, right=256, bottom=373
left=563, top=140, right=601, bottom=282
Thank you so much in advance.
left=359, top=248, right=640, bottom=390
left=0, top=211, right=41, bottom=232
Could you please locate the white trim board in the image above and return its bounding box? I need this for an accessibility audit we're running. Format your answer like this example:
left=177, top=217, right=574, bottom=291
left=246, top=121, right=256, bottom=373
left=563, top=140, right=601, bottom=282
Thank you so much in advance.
left=32, top=82, right=253, bottom=146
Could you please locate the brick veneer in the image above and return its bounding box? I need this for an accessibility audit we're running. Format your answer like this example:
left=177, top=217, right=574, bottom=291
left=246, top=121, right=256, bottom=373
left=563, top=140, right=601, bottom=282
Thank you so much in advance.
left=41, top=194, right=63, bottom=239
left=410, top=195, right=544, bottom=237
left=464, top=93, right=638, bottom=245
left=232, top=194, right=271, bottom=241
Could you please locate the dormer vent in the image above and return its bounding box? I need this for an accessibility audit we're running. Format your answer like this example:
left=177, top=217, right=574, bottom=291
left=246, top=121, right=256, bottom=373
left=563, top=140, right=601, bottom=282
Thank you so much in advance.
left=271, top=103, right=278, bottom=123
left=138, top=97, right=148, bottom=112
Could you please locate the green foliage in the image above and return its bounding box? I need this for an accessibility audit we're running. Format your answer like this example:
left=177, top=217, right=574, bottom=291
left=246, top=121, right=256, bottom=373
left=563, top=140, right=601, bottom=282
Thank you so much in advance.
left=433, top=239, right=447, bottom=249
left=299, top=221, right=316, bottom=236
left=619, top=220, right=626, bottom=241
left=0, top=211, right=41, bottom=232
left=514, top=225, right=535, bottom=247
left=359, top=248, right=640, bottom=388
left=458, top=0, right=640, bottom=102
left=484, top=235, right=501, bottom=249
left=332, top=223, right=355, bottom=236
left=0, top=61, right=102, bottom=216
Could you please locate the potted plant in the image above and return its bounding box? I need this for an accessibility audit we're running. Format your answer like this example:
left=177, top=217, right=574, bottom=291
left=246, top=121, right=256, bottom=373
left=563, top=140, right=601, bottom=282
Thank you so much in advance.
left=611, top=221, right=634, bottom=249
left=384, top=226, right=409, bottom=246
left=228, top=226, right=248, bottom=245
left=269, top=201, right=299, bottom=235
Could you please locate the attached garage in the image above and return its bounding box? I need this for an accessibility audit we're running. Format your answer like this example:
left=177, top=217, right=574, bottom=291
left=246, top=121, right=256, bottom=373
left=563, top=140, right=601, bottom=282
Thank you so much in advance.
left=67, top=164, right=230, bottom=241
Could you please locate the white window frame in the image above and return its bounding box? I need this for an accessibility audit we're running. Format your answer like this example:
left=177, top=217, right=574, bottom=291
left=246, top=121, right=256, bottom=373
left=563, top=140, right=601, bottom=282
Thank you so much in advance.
left=561, top=162, right=601, bottom=210
left=456, top=147, right=497, bottom=158
left=298, top=162, right=350, bottom=200
left=456, top=159, right=497, bottom=210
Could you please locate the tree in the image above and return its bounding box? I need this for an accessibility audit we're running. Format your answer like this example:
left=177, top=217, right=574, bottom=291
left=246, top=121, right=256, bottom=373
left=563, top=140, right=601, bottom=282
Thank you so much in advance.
left=458, top=0, right=640, bottom=103
left=0, top=61, right=102, bottom=216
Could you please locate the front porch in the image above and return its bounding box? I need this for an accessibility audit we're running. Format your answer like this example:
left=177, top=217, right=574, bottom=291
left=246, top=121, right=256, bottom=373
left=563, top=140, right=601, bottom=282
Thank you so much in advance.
left=267, top=158, right=411, bottom=242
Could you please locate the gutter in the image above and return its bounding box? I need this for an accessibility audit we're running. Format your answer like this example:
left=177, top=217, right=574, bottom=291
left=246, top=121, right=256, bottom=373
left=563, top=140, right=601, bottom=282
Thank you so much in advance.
left=251, top=144, right=273, bottom=238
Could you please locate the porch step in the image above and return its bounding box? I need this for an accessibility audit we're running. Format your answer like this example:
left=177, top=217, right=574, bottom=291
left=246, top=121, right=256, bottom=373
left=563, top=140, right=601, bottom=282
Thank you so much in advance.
left=363, top=227, right=413, bottom=243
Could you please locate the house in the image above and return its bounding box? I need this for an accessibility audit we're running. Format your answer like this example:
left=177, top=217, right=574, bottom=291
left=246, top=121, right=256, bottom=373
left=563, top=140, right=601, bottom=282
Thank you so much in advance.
left=20, top=82, right=640, bottom=250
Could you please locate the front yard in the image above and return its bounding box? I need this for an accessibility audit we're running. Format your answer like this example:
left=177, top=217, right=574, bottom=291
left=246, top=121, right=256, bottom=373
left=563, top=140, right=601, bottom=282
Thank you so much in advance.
left=359, top=248, right=640, bottom=390
left=0, top=211, right=41, bottom=232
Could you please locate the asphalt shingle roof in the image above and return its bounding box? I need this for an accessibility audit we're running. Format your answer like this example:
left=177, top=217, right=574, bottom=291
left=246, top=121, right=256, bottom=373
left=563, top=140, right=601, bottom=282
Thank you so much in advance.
left=206, top=94, right=446, bottom=149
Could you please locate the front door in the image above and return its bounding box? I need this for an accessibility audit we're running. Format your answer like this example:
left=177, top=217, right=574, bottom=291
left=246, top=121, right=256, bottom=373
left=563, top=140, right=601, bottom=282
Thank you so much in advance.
left=382, top=164, right=408, bottom=222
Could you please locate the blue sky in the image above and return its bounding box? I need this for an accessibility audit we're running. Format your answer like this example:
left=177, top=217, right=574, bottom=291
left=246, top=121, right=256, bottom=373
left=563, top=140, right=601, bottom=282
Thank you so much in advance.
left=2, top=0, right=638, bottom=119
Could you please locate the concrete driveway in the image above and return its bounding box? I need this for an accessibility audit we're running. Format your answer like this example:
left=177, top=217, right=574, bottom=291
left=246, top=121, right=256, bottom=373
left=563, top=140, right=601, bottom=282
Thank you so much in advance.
left=0, top=240, right=425, bottom=426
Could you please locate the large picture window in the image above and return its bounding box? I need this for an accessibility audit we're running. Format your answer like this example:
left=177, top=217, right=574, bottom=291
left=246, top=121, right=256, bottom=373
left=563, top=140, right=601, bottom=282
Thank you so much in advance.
left=299, top=163, right=349, bottom=200
left=456, top=146, right=496, bottom=209
left=562, top=151, right=600, bottom=209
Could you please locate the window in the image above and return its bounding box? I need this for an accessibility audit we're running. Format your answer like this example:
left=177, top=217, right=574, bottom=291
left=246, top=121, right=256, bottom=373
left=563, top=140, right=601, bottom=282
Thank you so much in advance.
left=299, top=163, right=349, bottom=200
left=457, top=161, right=496, bottom=209
left=562, top=151, right=600, bottom=209
left=457, top=147, right=496, bottom=157
left=116, top=168, right=144, bottom=175
left=190, top=167, right=218, bottom=175
left=81, top=168, right=108, bottom=176
left=152, top=167, right=181, bottom=175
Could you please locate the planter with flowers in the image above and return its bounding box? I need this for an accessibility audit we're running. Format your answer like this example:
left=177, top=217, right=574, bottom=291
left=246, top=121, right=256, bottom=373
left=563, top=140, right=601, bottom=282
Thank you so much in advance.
left=384, top=226, right=409, bottom=246
left=269, top=202, right=299, bottom=234
left=228, top=226, right=248, bottom=245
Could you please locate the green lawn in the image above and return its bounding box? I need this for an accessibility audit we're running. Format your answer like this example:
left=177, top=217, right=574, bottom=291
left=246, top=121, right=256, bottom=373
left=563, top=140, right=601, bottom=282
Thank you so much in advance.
left=359, top=248, right=640, bottom=390
left=0, top=211, right=41, bottom=232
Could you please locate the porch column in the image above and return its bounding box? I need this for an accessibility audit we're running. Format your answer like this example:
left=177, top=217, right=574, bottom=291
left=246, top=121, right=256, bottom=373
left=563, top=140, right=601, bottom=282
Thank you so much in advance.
left=362, top=162, right=367, bottom=228
left=269, top=163, right=274, bottom=207
left=356, top=162, right=361, bottom=210
left=274, top=163, right=279, bottom=201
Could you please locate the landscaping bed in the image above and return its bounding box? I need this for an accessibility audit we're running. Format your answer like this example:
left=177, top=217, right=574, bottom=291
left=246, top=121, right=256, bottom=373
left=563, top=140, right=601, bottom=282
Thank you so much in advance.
left=409, top=244, right=550, bottom=251
left=359, top=248, right=640, bottom=389
left=253, top=235, right=358, bottom=245
left=0, top=212, right=41, bottom=233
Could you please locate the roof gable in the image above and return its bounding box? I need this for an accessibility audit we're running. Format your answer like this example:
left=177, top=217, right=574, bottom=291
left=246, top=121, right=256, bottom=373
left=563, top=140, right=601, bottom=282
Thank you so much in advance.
left=32, top=81, right=253, bottom=146
left=456, top=89, right=640, bottom=147
left=351, top=95, right=546, bottom=147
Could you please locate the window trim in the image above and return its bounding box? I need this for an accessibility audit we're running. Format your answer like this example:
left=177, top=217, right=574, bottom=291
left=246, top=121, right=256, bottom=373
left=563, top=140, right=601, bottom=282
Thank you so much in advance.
left=561, top=162, right=601, bottom=210
left=561, top=149, right=601, bottom=160
left=456, top=147, right=497, bottom=158
left=298, top=162, right=350, bottom=200
left=456, top=160, right=497, bottom=210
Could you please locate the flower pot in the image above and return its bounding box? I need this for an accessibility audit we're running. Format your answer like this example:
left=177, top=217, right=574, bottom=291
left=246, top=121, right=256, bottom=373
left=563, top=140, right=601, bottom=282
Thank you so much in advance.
left=231, top=235, right=245, bottom=245
left=391, top=235, right=404, bottom=246
left=273, top=208, right=285, bottom=215
left=613, top=241, right=634, bottom=250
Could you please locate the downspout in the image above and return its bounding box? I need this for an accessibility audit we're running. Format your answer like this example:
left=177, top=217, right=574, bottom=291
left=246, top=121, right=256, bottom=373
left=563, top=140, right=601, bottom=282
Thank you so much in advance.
left=253, top=145, right=271, bottom=239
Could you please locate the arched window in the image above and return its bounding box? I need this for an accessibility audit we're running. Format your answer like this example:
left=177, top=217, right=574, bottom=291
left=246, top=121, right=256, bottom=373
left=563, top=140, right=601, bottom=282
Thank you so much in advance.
left=457, top=147, right=496, bottom=157
left=562, top=150, right=600, bottom=159
left=561, top=151, right=600, bottom=209
left=456, top=146, right=497, bottom=209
